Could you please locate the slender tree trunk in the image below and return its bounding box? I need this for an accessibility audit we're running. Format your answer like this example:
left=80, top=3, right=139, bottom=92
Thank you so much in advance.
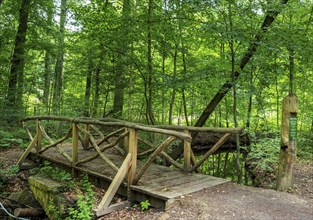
left=52, top=0, right=67, bottom=115
left=146, top=0, right=155, bottom=125
left=42, top=0, right=53, bottom=113
left=84, top=59, right=93, bottom=117
left=228, top=1, right=242, bottom=184
left=102, top=83, right=111, bottom=117
left=246, top=68, right=253, bottom=130
left=128, top=55, right=133, bottom=120
left=181, top=42, right=189, bottom=126
left=43, top=50, right=52, bottom=110
left=6, top=0, right=32, bottom=121
left=169, top=48, right=177, bottom=125
left=161, top=49, right=166, bottom=124
left=275, top=57, right=280, bottom=130
left=92, top=56, right=102, bottom=117
left=289, top=48, right=295, bottom=95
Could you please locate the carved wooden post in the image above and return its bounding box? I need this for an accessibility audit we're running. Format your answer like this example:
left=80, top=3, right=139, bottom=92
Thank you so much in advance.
left=82, top=124, right=90, bottom=149
left=277, top=94, right=298, bottom=191
left=72, top=123, right=79, bottom=176
left=127, top=128, right=137, bottom=199
left=183, top=130, right=191, bottom=173
left=35, top=120, right=42, bottom=152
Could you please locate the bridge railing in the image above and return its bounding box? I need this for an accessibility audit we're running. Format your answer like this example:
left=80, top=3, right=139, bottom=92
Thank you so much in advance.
left=17, top=115, right=242, bottom=216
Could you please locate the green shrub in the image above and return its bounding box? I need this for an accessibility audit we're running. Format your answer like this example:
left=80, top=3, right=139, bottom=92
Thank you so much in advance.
left=140, top=200, right=151, bottom=211
left=297, top=131, right=313, bottom=160
left=38, top=161, right=72, bottom=183
left=66, top=174, right=95, bottom=220
left=246, top=137, right=280, bottom=187
left=0, top=164, right=19, bottom=194
left=0, top=130, right=23, bottom=148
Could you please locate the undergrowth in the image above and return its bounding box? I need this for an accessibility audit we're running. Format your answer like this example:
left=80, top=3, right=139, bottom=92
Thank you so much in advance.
left=0, top=164, right=19, bottom=194
left=246, top=137, right=280, bottom=188
left=37, top=162, right=95, bottom=219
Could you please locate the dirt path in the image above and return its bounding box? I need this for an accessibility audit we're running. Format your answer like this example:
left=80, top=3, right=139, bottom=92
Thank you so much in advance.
left=1, top=147, right=313, bottom=220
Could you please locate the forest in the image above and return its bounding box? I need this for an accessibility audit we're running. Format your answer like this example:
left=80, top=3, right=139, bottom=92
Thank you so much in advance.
left=0, top=0, right=313, bottom=186
left=0, top=0, right=313, bottom=218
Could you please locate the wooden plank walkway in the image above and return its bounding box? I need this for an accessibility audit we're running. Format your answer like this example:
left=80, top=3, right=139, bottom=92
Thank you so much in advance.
left=28, top=145, right=228, bottom=209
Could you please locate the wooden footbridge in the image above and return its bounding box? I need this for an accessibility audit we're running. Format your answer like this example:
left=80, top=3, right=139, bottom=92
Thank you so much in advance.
left=16, top=116, right=242, bottom=217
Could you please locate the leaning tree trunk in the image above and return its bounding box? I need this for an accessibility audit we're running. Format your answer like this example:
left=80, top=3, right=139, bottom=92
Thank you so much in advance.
left=6, top=0, right=32, bottom=122
left=169, top=0, right=290, bottom=160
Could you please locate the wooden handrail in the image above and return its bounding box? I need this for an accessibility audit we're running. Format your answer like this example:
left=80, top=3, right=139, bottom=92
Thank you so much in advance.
left=21, top=116, right=192, bottom=142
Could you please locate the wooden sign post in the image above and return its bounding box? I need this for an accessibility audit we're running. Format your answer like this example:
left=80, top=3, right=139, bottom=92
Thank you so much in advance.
left=277, top=94, right=298, bottom=191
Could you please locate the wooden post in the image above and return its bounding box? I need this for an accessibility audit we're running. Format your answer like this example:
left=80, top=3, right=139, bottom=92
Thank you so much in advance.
left=72, top=123, right=79, bottom=176
left=183, top=130, right=191, bottom=173
left=277, top=94, right=298, bottom=191
left=127, top=128, right=137, bottom=199
left=82, top=124, right=90, bottom=149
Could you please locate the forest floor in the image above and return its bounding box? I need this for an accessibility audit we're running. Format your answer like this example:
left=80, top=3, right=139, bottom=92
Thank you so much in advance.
left=1, top=147, right=312, bottom=220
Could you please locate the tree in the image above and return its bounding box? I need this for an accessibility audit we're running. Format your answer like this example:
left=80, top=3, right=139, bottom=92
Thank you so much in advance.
left=169, top=0, right=290, bottom=160
left=5, top=0, right=32, bottom=122
left=52, top=0, right=67, bottom=114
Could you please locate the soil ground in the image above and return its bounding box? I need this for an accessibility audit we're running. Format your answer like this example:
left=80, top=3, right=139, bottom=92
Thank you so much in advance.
left=1, top=147, right=312, bottom=220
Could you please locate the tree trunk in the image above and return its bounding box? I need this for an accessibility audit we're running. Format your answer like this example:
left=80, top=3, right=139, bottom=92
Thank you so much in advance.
left=246, top=67, right=253, bottom=130
left=169, top=48, right=177, bottom=125
left=169, top=0, right=289, bottom=160
left=43, top=50, right=52, bottom=110
left=113, top=0, right=131, bottom=118
left=84, top=59, right=93, bottom=117
left=161, top=48, right=166, bottom=124
left=6, top=0, right=32, bottom=121
left=228, top=1, right=242, bottom=184
left=52, top=0, right=67, bottom=115
left=146, top=0, right=155, bottom=125
left=92, top=56, right=101, bottom=117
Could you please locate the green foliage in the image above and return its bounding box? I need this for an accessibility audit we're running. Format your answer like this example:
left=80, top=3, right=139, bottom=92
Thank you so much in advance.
left=140, top=200, right=151, bottom=211
left=47, top=200, right=62, bottom=220
left=0, top=165, right=19, bottom=194
left=37, top=163, right=95, bottom=219
left=0, top=130, right=23, bottom=148
left=38, top=161, right=73, bottom=183
left=246, top=137, right=280, bottom=187
left=297, top=131, right=313, bottom=160
left=66, top=174, right=95, bottom=220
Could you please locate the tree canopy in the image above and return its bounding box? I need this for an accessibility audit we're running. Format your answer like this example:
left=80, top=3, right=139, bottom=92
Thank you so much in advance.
left=1, top=0, right=312, bottom=133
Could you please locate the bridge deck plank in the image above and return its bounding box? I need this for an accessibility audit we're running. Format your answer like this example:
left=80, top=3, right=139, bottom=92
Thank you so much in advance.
left=29, top=145, right=228, bottom=207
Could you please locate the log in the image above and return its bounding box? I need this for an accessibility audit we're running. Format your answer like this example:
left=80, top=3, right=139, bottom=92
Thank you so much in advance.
left=14, top=208, right=44, bottom=217
left=189, top=133, right=231, bottom=172
left=192, top=132, right=250, bottom=153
